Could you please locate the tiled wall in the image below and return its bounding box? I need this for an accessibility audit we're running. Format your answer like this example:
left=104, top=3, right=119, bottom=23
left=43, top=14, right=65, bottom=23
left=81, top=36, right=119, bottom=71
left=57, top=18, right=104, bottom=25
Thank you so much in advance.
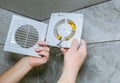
left=1, top=0, right=120, bottom=83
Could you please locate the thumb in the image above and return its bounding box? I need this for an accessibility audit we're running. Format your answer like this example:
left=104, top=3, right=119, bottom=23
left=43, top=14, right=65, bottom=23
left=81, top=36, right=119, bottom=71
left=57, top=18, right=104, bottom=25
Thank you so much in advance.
left=78, top=39, right=87, bottom=54
left=70, top=39, right=78, bottom=51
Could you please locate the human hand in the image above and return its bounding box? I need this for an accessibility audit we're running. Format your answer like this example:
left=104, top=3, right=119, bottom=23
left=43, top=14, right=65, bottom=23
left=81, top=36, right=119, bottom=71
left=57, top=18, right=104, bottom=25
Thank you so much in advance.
left=58, top=39, right=87, bottom=83
left=21, top=41, right=50, bottom=68
left=61, top=39, right=87, bottom=73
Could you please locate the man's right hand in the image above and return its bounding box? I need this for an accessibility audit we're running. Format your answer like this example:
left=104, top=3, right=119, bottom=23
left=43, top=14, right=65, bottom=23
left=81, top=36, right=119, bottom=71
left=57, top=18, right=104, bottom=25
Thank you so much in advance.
left=58, top=39, right=87, bottom=83
left=61, top=39, right=87, bottom=72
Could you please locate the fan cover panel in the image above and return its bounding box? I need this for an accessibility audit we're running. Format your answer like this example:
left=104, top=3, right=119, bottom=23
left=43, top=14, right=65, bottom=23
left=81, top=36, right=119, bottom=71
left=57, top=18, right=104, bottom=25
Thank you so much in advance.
left=15, top=25, right=39, bottom=48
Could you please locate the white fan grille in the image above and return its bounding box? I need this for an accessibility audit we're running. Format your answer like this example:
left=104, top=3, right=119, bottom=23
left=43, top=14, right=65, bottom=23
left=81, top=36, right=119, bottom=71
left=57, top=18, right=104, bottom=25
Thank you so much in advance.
left=15, top=25, right=39, bottom=48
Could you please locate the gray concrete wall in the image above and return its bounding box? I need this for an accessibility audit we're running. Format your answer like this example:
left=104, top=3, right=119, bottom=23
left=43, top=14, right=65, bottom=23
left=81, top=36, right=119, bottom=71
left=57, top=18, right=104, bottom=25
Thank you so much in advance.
left=1, top=0, right=120, bottom=83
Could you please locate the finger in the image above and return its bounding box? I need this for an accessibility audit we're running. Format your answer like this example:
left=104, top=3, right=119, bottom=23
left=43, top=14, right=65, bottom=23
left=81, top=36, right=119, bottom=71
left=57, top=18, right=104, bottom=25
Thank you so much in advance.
left=35, top=47, right=50, bottom=52
left=38, top=51, right=49, bottom=59
left=61, top=48, right=68, bottom=55
left=70, top=39, right=79, bottom=51
left=38, top=41, right=48, bottom=47
left=78, top=39, right=87, bottom=54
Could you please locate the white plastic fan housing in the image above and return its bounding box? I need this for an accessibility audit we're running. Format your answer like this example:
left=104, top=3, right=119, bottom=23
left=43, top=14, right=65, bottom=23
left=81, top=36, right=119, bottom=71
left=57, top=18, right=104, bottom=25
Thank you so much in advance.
left=4, top=15, right=48, bottom=57
left=46, top=13, right=83, bottom=48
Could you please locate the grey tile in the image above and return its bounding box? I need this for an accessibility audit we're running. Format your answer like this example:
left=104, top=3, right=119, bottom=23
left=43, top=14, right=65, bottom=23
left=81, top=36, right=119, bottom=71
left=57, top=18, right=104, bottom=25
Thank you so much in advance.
left=0, top=0, right=108, bottom=20
left=0, top=45, right=8, bottom=73
left=43, top=1, right=120, bottom=44
left=76, top=41, right=120, bottom=83
left=0, top=8, right=13, bottom=44
left=74, top=1, right=120, bottom=43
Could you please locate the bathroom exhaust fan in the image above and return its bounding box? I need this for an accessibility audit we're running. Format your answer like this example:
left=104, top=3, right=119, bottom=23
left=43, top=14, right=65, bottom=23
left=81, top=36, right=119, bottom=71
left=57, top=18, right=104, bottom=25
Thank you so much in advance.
left=4, top=13, right=83, bottom=57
